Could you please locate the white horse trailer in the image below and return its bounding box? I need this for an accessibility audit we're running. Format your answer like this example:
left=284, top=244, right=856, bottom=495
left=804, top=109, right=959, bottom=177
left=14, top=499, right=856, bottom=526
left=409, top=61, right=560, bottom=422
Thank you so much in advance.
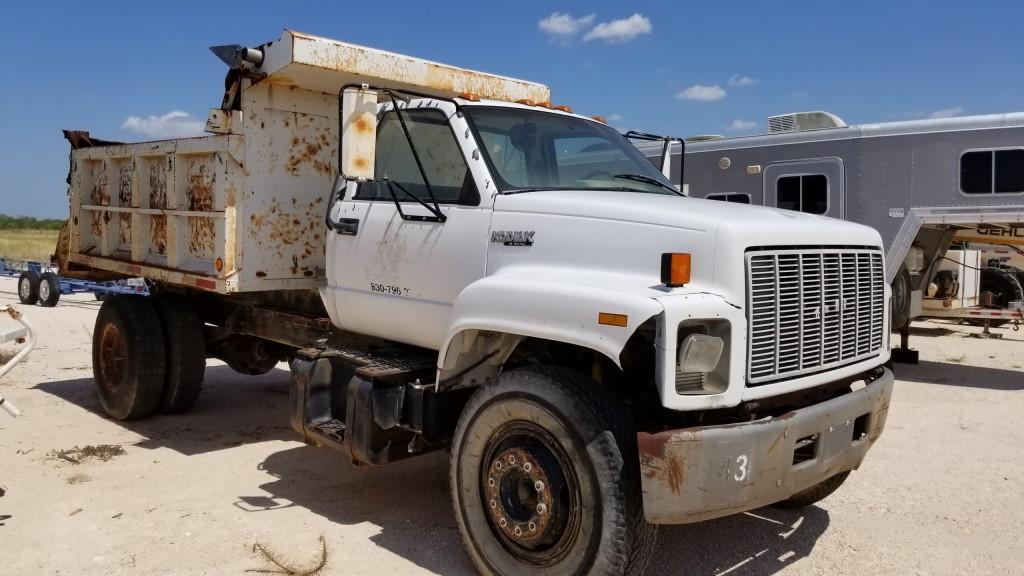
left=637, top=112, right=1024, bottom=359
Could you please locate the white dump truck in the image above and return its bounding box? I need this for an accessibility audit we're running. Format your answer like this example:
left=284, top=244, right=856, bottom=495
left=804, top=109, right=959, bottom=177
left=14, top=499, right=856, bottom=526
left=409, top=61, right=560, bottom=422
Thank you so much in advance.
left=59, top=30, right=894, bottom=575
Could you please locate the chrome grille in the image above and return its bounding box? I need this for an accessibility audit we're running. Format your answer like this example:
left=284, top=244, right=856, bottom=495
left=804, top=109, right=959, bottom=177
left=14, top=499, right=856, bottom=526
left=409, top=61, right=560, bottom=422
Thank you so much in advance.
left=747, top=248, right=885, bottom=385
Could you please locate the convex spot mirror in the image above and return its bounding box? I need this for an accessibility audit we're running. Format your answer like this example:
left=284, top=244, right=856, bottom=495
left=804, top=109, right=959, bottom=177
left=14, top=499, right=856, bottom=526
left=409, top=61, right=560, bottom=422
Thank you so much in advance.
left=341, top=86, right=378, bottom=181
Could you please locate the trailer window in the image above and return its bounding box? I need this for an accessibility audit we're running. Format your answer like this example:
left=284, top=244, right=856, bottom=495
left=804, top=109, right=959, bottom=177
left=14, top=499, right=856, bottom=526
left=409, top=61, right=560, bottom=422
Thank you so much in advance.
left=706, top=193, right=750, bottom=204
left=355, top=108, right=478, bottom=205
left=961, top=149, right=1024, bottom=194
left=776, top=175, right=827, bottom=214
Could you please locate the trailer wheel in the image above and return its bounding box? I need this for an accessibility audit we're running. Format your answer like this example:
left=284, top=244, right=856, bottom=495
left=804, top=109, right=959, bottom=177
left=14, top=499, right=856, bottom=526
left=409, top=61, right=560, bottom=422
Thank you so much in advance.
left=17, top=270, right=39, bottom=305
left=450, top=366, right=656, bottom=576
left=92, top=296, right=166, bottom=420
left=891, top=266, right=912, bottom=330
left=979, top=267, right=1024, bottom=309
left=774, top=471, right=850, bottom=509
left=154, top=295, right=206, bottom=413
left=38, top=272, right=61, bottom=307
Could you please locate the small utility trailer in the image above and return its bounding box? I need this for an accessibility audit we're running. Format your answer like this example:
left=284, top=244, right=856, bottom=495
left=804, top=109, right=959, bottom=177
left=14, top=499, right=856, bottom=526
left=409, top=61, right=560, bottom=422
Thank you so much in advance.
left=1, top=257, right=146, bottom=307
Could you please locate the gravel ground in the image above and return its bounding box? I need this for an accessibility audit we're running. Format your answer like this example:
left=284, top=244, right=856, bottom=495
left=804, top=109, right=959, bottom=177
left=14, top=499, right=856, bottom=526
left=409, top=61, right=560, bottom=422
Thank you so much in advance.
left=1, top=276, right=1021, bottom=575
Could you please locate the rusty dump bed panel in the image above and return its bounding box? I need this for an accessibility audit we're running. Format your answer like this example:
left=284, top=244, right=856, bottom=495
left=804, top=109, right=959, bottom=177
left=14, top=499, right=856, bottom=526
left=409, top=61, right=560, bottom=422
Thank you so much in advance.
left=67, top=30, right=550, bottom=294
left=68, top=85, right=334, bottom=294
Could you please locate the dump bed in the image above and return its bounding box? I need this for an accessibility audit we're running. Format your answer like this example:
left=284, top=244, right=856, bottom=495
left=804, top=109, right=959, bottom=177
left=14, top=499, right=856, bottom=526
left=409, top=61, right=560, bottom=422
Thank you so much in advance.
left=65, top=29, right=550, bottom=293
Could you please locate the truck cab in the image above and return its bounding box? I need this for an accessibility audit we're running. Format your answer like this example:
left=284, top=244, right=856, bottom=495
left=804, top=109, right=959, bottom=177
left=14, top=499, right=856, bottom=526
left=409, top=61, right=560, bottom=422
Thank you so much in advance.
left=63, top=31, right=894, bottom=576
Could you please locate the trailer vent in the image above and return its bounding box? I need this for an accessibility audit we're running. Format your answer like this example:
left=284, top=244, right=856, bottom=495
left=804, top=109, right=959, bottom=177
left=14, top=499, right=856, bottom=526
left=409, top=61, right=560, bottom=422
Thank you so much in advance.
left=746, top=248, right=885, bottom=385
left=768, top=111, right=847, bottom=133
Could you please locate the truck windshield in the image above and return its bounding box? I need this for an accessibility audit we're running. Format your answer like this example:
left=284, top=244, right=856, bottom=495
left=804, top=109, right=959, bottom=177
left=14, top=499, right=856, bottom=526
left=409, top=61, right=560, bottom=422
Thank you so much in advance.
left=464, top=107, right=679, bottom=195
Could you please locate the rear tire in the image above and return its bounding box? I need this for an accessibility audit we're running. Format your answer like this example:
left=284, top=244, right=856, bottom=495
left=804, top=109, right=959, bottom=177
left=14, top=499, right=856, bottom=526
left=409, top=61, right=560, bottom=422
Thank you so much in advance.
left=18, top=270, right=39, bottom=305
left=38, top=272, right=61, bottom=307
left=775, top=471, right=850, bottom=509
left=450, top=366, right=656, bottom=576
left=153, top=295, right=206, bottom=413
left=92, top=296, right=166, bottom=420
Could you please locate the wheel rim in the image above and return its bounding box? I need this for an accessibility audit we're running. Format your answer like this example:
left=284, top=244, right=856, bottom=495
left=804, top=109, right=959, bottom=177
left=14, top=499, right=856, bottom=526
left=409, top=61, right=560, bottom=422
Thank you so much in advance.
left=481, top=421, right=582, bottom=566
left=39, top=281, right=50, bottom=301
left=19, top=278, right=30, bottom=299
left=98, top=323, right=125, bottom=395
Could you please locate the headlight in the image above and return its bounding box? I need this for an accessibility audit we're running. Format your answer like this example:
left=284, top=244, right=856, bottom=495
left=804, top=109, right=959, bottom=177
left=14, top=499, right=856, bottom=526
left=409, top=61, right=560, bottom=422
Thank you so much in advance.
left=675, top=320, right=730, bottom=395
left=678, top=334, right=724, bottom=373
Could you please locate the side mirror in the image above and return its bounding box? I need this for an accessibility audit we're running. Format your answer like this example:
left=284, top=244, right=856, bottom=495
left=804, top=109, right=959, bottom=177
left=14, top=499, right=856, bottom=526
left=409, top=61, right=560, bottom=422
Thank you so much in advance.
left=340, top=86, right=378, bottom=181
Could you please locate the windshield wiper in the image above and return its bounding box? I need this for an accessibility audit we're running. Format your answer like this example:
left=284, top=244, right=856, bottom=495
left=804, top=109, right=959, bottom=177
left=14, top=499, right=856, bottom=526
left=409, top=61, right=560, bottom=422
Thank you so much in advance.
left=613, top=173, right=682, bottom=195
left=503, top=188, right=549, bottom=195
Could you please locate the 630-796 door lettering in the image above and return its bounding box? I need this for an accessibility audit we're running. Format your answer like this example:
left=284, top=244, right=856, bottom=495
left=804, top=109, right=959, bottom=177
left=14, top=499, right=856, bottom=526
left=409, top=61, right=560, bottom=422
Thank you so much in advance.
left=370, top=282, right=410, bottom=296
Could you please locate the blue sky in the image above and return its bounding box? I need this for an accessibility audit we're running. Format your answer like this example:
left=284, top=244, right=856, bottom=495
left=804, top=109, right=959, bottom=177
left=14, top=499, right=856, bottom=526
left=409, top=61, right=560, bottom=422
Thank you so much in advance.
left=2, top=1, right=1023, bottom=217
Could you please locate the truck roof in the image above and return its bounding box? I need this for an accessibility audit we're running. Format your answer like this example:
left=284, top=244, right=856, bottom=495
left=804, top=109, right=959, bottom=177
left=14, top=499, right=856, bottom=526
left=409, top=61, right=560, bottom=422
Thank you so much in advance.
left=251, top=29, right=551, bottom=104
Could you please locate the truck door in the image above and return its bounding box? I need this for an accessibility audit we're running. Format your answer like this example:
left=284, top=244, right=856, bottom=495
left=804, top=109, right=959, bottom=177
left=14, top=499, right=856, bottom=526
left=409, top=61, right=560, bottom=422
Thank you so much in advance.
left=325, top=102, right=492, bottom=350
left=763, top=158, right=845, bottom=219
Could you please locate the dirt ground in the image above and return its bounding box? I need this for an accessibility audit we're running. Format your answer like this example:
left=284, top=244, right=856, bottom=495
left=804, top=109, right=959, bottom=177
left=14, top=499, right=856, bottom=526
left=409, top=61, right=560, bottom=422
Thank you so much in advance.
left=1, top=276, right=1022, bottom=576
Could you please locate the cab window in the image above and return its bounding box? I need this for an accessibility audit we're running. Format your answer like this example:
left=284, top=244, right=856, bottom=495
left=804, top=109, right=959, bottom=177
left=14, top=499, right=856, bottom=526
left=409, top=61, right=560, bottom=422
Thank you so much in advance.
left=356, top=108, right=478, bottom=205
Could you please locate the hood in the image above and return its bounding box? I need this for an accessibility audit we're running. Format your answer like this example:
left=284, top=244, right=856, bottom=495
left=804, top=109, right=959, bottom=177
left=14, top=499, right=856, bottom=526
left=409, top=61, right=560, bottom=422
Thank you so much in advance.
left=488, top=190, right=884, bottom=302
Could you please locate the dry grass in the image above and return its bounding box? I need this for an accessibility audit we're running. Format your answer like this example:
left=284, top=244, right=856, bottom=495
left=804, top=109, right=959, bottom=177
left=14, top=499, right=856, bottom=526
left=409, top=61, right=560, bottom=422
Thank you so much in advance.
left=249, top=535, right=328, bottom=576
left=66, top=473, right=91, bottom=485
left=50, top=444, right=126, bottom=464
left=0, top=229, right=59, bottom=262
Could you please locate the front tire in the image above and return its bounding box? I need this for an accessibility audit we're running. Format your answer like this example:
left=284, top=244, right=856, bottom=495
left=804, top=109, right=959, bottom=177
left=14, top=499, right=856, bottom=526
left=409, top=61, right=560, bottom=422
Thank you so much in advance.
left=18, top=270, right=39, bottom=305
left=92, top=296, right=166, bottom=420
left=450, top=366, right=656, bottom=576
left=38, top=272, right=61, bottom=307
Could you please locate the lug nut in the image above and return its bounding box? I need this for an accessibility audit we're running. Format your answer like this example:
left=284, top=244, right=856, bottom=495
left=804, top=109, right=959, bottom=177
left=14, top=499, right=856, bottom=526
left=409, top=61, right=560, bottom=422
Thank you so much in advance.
left=528, top=521, right=536, bottom=532
left=534, top=480, right=545, bottom=492
left=495, top=461, right=502, bottom=470
left=489, top=499, right=497, bottom=509
left=488, top=477, right=495, bottom=487
left=523, top=463, right=532, bottom=472
left=513, top=526, right=522, bottom=536
left=536, top=503, right=547, bottom=515
left=508, top=454, right=516, bottom=464
left=499, top=517, right=507, bottom=527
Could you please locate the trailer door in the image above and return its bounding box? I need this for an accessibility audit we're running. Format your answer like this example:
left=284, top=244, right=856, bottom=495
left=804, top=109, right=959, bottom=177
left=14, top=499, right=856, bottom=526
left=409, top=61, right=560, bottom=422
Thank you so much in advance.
left=763, top=158, right=845, bottom=219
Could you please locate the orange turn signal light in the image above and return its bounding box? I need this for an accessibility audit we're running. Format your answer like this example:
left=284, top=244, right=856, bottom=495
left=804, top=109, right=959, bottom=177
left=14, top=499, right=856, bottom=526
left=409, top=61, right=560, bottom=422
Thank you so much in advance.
left=590, top=115, right=608, bottom=124
left=661, top=253, right=691, bottom=287
left=458, top=92, right=481, bottom=101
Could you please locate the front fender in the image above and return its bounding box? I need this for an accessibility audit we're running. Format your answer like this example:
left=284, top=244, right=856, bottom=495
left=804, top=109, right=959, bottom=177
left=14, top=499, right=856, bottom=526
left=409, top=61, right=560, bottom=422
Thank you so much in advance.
left=439, top=275, right=663, bottom=372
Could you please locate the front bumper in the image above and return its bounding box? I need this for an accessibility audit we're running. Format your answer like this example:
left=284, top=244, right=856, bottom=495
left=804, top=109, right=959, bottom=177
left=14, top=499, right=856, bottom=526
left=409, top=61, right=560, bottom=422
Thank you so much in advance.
left=637, top=367, right=894, bottom=524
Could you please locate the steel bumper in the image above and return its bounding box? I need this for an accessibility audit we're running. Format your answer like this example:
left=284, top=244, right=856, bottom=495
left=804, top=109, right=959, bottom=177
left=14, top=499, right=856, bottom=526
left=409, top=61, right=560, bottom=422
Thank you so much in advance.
left=637, top=367, right=894, bottom=524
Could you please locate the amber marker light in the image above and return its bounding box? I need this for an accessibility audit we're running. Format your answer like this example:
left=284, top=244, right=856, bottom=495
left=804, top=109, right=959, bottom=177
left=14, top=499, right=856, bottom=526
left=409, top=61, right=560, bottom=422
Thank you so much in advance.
left=215, top=257, right=224, bottom=272
left=661, top=253, right=691, bottom=287
left=598, top=312, right=629, bottom=327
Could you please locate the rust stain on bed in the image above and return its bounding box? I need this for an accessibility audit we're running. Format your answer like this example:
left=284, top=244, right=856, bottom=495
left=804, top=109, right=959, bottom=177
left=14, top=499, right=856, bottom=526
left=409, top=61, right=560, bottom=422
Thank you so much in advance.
left=187, top=161, right=215, bottom=255
left=149, top=158, right=169, bottom=254
left=117, top=164, right=132, bottom=247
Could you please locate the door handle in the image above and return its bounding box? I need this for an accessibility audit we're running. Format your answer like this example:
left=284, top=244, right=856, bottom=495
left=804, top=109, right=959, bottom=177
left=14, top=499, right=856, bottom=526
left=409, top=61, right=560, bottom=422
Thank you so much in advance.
left=336, top=218, right=359, bottom=236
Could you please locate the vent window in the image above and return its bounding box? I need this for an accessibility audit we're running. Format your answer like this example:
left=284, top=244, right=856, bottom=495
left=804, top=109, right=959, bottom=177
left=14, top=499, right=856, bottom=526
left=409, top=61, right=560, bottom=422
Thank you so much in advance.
left=706, top=193, right=751, bottom=204
left=961, top=149, right=1024, bottom=194
left=776, top=174, right=828, bottom=214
